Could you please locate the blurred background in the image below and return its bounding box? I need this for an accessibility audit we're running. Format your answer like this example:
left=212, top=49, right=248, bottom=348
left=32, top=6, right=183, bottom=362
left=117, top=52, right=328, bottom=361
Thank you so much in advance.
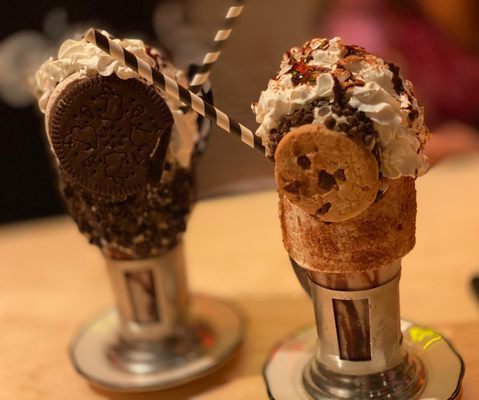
left=0, top=0, right=478, bottom=224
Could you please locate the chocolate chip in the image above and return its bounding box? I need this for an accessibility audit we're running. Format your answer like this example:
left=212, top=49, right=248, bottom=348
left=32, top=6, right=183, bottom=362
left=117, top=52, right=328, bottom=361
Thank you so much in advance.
left=348, top=126, right=359, bottom=137
left=358, top=121, right=368, bottom=132
left=61, top=167, right=195, bottom=258
left=324, top=116, right=336, bottom=129
left=292, top=111, right=303, bottom=125
left=317, top=202, right=332, bottom=214
left=409, top=109, right=419, bottom=121
left=357, top=111, right=368, bottom=121
left=337, top=122, right=351, bottom=133
left=284, top=180, right=301, bottom=194
left=334, top=169, right=346, bottom=182
left=297, top=155, right=311, bottom=169
left=346, top=116, right=356, bottom=126
left=270, top=104, right=317, bottom=156
left=397, top=224, right=403, bottom=231
left=301, top=112, right=314, bottom=125
left=318, top=170, right=337, bottom=191
left=332, top=104, right=343, bottom=116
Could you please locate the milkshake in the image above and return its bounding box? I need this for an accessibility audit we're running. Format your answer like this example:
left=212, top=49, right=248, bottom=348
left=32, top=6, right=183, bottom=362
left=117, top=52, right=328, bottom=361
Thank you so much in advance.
left=254, top=37, right=430, bottom=398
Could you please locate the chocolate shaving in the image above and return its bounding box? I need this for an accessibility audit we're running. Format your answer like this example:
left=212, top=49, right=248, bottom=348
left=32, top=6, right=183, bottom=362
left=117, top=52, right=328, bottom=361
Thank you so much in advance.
left=387, top=62, right=405, bottom=94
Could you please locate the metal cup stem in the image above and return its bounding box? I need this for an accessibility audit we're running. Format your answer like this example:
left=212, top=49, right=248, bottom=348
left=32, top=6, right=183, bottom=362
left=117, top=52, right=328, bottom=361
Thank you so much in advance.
left=301, top=260, right=426, bottom=399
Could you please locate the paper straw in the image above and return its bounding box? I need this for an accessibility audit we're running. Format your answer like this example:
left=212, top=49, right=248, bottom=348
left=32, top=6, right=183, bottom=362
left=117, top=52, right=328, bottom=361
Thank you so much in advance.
left=84, top=29, right=262, bottom=151
left=189, top=0, right=245, bottom=93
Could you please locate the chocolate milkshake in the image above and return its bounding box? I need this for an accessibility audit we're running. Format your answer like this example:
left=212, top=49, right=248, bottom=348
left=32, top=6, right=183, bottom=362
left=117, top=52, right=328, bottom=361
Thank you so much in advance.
left=34, top=32, right=203, bottom=260
left=253, top=37, right=429, bottom=397
left=31, top=32, right=227, bottom=386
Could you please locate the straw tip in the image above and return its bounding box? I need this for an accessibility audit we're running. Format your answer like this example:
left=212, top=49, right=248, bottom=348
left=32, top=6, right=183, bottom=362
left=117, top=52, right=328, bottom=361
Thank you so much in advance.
left=83, top=28, right=97, bottom=42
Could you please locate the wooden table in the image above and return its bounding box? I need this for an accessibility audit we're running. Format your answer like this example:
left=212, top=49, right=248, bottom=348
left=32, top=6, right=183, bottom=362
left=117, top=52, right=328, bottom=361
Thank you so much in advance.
left=1, top=156, right=479, bottom=399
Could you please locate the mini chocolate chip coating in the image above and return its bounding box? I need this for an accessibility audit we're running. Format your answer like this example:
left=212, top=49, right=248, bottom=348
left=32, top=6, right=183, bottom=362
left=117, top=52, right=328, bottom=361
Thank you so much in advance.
left=324, top=116, right=336, bottom=129
left=49, top=75, right=174, bottom=200
left=61, top=167, right=195, bottom=259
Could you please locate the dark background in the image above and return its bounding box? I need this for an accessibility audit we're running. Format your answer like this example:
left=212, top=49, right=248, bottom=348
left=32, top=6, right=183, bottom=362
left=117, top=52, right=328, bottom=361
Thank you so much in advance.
left=0, top=0, right=159, bottom=223
left=0, top=0, right=320, bottom=224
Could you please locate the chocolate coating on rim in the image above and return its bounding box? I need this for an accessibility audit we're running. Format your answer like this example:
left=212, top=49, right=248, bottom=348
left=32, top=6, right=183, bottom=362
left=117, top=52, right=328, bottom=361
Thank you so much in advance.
left=48, top=74, right=173, bottom=200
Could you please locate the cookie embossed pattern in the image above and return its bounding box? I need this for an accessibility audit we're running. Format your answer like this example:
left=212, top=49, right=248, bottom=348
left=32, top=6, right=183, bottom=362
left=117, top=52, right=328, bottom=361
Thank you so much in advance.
left=49, top=75, right=173, bottom=199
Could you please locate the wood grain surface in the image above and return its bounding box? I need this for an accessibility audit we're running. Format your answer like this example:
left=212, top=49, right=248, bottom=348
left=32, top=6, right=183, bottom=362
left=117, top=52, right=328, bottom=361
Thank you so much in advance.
left=1, top=156, right=479, bottom=399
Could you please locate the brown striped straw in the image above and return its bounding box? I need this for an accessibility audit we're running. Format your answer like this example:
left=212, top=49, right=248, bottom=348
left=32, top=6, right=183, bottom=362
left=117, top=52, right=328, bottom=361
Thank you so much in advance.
left=189, top=0, right=245, bottom=93
left=84, top=29, right=262, bottom=151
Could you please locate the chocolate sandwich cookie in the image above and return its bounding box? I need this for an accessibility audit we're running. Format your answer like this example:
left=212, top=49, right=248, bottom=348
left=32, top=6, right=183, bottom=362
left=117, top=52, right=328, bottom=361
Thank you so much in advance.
left=274, top=124, right=380, bottom=222
left=48, top=74, right=173, bottom=200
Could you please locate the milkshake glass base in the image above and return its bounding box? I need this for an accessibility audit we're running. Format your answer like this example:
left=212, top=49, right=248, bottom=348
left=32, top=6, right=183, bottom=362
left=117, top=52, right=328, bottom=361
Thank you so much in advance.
left=70, top=294, right=244, bottom=392
left=264, top=320, right=464, bottom=400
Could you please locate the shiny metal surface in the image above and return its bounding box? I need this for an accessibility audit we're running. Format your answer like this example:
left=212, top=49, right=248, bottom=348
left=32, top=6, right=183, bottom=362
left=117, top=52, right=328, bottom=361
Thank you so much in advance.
left=303, top=353, right=425, bottom=399
left=70, top=243, right=245, bottom=391
left=70, top=295, right=244, bottom=391
left=105, top=243, right=190, bottom=343
left=310, top=267, right=404, bottom=375
left=264, top=321, right=464, bottom=400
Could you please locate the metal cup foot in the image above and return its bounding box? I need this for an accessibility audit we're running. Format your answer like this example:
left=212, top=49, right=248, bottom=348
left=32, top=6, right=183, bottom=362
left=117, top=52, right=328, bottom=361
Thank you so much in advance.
left=264, top=321, right=464, bottom=400
left=303, top=353, right=426, bottom=399
left=70, top=294, right=244, bottom=392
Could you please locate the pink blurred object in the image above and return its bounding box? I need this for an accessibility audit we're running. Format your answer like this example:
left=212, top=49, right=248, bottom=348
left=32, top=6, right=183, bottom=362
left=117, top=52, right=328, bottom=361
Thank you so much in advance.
left=324, top=1, right=479, bottom=128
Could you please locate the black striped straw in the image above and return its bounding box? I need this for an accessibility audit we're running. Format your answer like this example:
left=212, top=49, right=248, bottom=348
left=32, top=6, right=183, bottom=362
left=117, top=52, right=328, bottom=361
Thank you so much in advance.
left=189, top=0, right=245, bottom=93
left=84, top=29, right=262, bottom=151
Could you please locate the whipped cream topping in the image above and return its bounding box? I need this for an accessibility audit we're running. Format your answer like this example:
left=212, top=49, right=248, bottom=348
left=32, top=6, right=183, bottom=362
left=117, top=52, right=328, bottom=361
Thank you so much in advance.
left=253, top=37, right=429, bottom=179
left=34, top=31, right=199, bottom=168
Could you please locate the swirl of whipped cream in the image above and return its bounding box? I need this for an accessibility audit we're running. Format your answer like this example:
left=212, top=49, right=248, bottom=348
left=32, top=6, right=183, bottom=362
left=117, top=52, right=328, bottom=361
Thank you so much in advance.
left=253, top=37, right=429, bottom=179
left=34, top=31, right=199, bottom=168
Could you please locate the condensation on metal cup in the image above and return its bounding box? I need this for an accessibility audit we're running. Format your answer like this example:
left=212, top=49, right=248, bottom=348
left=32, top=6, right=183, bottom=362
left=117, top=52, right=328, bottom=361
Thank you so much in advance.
left=69, top=242, right=245, bottom=392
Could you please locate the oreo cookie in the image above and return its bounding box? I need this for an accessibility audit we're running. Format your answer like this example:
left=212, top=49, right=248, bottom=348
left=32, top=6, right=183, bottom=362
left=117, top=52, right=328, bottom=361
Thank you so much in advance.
left=48, top=74, right=173, bottom=200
